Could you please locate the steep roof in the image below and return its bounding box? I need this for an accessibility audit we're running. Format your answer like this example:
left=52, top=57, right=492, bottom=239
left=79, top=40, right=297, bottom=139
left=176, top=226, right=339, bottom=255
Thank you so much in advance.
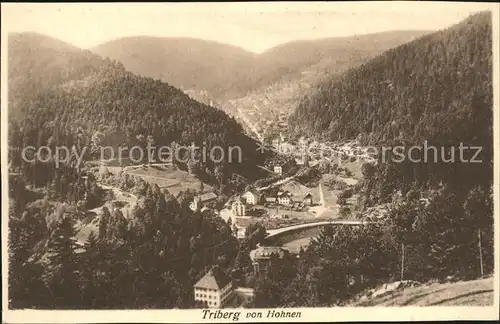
left=194, top=267, right=231, bottom=290
left=277, top=191, right=291, bottom=197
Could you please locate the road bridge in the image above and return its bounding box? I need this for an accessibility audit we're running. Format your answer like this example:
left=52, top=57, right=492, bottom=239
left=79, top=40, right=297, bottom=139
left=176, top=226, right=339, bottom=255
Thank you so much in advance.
left=265, top=219, right=369, bottom=240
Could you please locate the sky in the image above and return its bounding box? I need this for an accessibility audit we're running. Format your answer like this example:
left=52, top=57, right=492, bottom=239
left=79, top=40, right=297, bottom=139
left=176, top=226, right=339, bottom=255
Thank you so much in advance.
left=1, top=2, right=493, bottom=53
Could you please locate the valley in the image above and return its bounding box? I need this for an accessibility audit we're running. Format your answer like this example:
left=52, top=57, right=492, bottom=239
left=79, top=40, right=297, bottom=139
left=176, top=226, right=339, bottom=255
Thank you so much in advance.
left=5, top=7, right=495, bottom=314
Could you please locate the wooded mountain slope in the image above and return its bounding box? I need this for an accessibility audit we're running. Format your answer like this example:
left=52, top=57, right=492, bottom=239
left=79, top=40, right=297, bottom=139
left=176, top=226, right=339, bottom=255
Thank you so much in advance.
left=92, top=31, right=429, bottom=100
left=290, top=11, right=493, bottom=200
left=252, top=30, right=430, bottom=92
left=92, top=37, right=257, bottom=100
left=8, top=32, right=267, bottom=182
left=8, top=32, right=107, bottom=120
left=289, top=12, right=492, bottom=148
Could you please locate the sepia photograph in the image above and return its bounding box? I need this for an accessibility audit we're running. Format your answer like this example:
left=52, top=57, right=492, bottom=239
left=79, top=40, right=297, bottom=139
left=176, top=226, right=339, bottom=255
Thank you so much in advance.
left=1, top=1, right=499, bottom=323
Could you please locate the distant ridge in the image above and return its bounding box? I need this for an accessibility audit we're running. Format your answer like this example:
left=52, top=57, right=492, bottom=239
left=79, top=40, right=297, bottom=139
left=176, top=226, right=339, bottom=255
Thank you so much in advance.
left=92, top=30, right=430, bottom=99
left=92, top=36, right=257, bottom=99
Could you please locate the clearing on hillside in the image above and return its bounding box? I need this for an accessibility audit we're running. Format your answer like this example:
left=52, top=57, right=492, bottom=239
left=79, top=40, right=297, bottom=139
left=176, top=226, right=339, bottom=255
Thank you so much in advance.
left=351, top=277, right=494, bottom=306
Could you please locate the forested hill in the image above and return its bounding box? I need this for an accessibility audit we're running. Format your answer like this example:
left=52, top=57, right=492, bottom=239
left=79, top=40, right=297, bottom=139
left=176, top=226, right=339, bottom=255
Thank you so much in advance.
left=289, top=12, right=492, bottom=148
left=92, top=31, right=429, bottom=100
left=92, top=37, right=257, bottom=100
left=8, top=32, right=267, bottom=182
left=8, top=32, right=108, bottom=120
left=249, top=30, right=430, bottom=92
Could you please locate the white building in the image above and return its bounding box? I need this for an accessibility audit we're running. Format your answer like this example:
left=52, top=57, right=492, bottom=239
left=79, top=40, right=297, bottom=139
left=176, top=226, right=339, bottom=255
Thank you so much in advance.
left=273, top=165, right=283, bottom=176
left=277, top=191, right=292, bottom=205
left=194, top=267, right=233, bottom=308
left=242, top=190, right=258, bottom=205
left=231, top=197, right=246, bottom=216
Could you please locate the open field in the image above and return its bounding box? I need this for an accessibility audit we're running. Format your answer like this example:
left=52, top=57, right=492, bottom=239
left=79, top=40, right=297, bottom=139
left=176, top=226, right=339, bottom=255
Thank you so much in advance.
left=351, top=276, right=494, bottom=306
left=318, top=187, right=338, bottom=210
left=318, top=159, right=363, bottom=219
left=95, top=160, right=213, bottom=196
left=124, top=164, right=213, bottom=197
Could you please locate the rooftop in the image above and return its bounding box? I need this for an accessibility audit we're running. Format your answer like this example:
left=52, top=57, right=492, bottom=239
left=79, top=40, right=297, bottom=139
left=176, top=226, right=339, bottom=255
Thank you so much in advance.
left=194, top=266, right=232, bottom=290
left=277, top=191, right=292, bottom=197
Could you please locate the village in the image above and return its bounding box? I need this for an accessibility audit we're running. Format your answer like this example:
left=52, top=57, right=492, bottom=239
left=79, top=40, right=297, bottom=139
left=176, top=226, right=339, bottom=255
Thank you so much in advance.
left=185, top=133, right=378, bottom=308
left=70, top=132, right=415, bottom=309
left=192, top=185, right=317, bottom=238
left=71, top=126, right=379, bottom=309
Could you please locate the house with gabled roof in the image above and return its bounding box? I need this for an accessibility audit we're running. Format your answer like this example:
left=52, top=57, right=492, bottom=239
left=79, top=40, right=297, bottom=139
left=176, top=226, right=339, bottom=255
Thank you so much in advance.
left=193, top=266, right=233, bottom=308
left=277, top=190, right=292, bottom=205
left=242, top=189, right=260, bottom=205
left=303, top=193, right=313, bottom=206
left=190, top=192, right=218, bottom=212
